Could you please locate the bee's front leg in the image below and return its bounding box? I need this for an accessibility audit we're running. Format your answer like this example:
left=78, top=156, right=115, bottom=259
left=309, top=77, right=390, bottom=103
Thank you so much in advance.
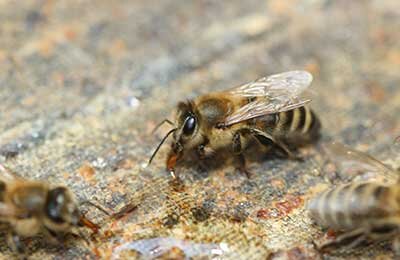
left=232, top=132, right=251, bottom=178
left=197, top=144, right=207, bottom=160
left=196, top=138, right=213, bottom=160
left=7, top=231, right=27, bottom=257
left=43, top=227, right=66, bottom=246
left=195, top=143, right=216, bottom=174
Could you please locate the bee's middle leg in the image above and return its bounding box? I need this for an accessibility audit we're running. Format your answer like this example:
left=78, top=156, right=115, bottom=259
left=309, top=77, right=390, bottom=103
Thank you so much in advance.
left=232, top=132, right=251, bottom=178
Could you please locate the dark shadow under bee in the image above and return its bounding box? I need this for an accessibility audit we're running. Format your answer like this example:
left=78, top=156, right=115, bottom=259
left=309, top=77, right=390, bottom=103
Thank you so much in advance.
left=175, top=134, right=319, bottom=179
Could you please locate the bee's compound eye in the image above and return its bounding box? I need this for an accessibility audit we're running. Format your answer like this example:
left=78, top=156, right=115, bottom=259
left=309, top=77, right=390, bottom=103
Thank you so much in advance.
left=183, top=116, right=196, bottom=135
left=46, top=187, right=67, bottom=224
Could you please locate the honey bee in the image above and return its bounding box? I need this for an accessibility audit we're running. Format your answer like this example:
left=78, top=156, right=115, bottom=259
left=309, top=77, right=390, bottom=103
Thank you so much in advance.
left=0, top=164, right=101, bottom=253
left=149, top=71, right=320, bottom=177
left=308, top=142, right=400, bottom=253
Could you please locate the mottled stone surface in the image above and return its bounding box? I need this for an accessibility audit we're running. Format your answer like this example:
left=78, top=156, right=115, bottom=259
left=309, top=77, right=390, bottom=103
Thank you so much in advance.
left=0, top=0, right=399, bottom=259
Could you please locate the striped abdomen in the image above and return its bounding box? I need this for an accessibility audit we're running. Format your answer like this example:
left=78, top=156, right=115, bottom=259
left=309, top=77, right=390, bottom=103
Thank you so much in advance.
left=257, top=106, right=320, bottom=143
left=308, top=182, right=399, bottom=231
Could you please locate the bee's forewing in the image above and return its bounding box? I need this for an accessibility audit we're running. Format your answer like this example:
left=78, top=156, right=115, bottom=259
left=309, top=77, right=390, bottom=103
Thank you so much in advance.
left=325, top=142, right=397, bottom=179
left=223, top=98, right=311, bottom=126
left=228, top=70, right=313, bottom=98
left=223, top=71, right=313, bottom=126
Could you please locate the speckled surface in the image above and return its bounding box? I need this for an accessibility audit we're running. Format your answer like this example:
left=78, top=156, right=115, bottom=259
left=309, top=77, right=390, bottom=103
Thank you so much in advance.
left=0, top=0, right=399, bottom=259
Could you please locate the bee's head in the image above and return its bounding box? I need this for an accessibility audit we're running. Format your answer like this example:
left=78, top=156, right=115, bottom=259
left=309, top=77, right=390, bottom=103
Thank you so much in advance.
left=148, top=101, right=203, bottom=175
left=43, top=187, right=80, bottom=233
left=172, top=101, right=200, bottom=153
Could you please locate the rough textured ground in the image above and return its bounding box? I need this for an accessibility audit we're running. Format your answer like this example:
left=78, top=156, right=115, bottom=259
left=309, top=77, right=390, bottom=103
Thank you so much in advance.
left=0, top=0, right=399, bottom=259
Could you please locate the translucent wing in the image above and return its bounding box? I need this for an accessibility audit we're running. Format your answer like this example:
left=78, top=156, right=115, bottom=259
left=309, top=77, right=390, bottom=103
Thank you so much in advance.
left=224, top=71, right=313, bottom=126
left=223, top=98, right=311, bottom=126
left=229, top=70, right=313, bottom=98
left=325, top=142, right=397, bottom=180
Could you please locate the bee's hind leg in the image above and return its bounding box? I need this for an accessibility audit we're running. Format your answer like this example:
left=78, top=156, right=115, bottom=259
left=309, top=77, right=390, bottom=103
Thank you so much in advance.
left=274, top=140, right=303, bottom=161
left=232, top=132, right=251, bottom=178
left=317, top=228, right=366, bottom=253
left=236, top=154, right=252, bottom=178
left=246, top=128, right=301, bottom=161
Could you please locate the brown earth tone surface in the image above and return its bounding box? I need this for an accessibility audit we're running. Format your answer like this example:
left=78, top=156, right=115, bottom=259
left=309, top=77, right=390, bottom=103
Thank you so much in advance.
left=0, top=0, right=400, bottom=259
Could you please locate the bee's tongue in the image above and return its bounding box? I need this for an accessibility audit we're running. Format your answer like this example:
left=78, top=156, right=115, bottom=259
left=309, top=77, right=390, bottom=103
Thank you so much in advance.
left=166, top=152, right=181, bottom=178
left=79, top=215, right=99, bottom=233
left=167, top=153, right=178, bottom=171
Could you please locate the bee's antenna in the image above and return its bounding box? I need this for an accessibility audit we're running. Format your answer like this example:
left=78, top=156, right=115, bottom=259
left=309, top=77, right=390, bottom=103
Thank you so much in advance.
left=80, top=200, right=111, bottom=216
left=151, top=119, right=174, bottom=134
left=148, top=128, right=177, bottom=165
left=111, top=203, right=138, bottom=219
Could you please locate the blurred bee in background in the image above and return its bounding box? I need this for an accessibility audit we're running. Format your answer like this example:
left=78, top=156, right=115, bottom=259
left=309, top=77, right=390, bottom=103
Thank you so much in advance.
left=308, top=142, right=400, bottom=254
left=149, top=70, right=320, bottom=177
left=0, top=164, right=101, bottom=254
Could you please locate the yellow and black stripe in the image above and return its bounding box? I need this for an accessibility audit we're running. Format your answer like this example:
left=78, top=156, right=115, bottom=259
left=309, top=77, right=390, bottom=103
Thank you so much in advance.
left=273, top=106, right=320, bottom=137
left=309, top=182, right=393, bottom=230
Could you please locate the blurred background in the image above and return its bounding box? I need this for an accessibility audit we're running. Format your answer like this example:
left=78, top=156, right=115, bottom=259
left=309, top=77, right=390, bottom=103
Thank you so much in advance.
left=0, top=0, right=399, bottom=259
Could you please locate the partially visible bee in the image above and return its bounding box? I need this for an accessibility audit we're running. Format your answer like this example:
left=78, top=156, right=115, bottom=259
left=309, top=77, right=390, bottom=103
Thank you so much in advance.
left=395, top=135, right=400, bottom=153
left=149, top=71, right=320, bottom=177
left=0, top=164, right=101, bottom=253
left=308, top=142, right=400, bottom=253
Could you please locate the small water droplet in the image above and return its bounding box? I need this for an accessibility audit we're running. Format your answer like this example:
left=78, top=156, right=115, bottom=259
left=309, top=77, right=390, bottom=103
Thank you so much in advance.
left=211, top=249, right=223, bottom=255
left=127, top=96, right=140, bottom=108
left=92, top=157, right=107, bottom=169
left=141, top=162, right=148, bottom=168
left=31, top=132, right=40, bottom=138
left=220, top=242, right=230, bottom=253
